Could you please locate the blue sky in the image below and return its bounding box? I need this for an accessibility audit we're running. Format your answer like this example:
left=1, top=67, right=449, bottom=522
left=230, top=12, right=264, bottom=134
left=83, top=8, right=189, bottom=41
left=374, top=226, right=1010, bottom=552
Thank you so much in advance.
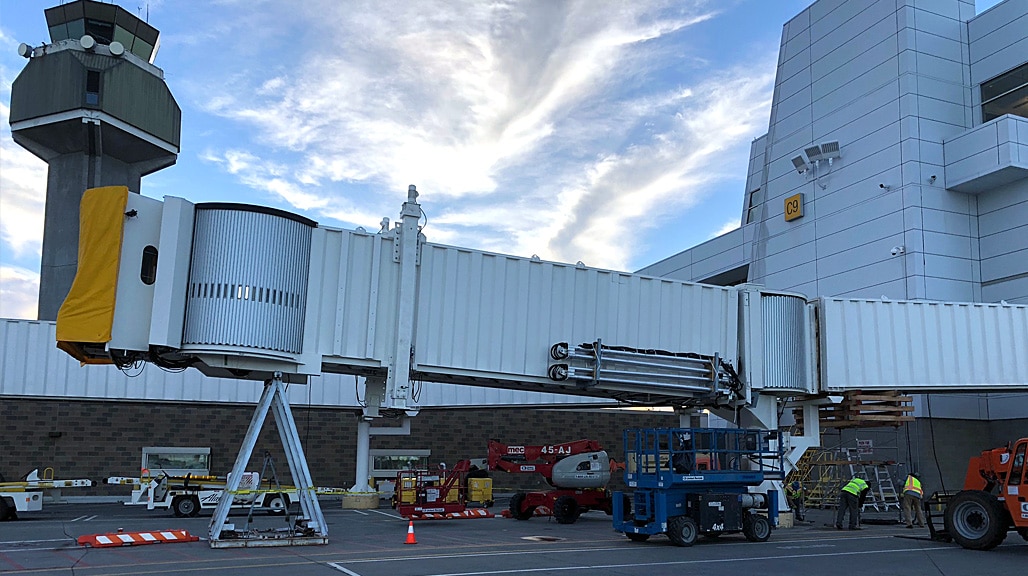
left=0, top=0, right=1000, bottom=319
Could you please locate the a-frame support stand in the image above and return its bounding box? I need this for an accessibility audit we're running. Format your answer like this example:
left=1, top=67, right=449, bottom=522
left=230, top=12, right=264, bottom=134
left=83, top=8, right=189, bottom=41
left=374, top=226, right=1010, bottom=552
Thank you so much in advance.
left=208, top=372, right=328, bottom=547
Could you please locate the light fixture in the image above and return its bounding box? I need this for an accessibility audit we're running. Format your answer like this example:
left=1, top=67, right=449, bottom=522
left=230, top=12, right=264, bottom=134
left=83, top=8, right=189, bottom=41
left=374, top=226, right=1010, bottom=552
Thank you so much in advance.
left=791, top=155, right=809, bottom=174
left=17, top=43, right=33, bottom=58
left=79, top=35, right=96, bottom=51
left=109, top=41, right=125, bottom=57
left=819, top=141, right=841, bottom=160
left=804, top=145, right=824, bottom=163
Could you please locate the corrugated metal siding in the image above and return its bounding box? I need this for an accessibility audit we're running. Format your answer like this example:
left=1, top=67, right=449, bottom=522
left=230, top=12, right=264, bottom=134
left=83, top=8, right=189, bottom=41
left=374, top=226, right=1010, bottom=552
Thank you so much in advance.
left=819, top=298, right=1028, bottom=391
left=0, top=320, right=608, bottom=407
left=182, top=207, right=313, bottom=354
left=414, top=245, right=737, bottom=381
left=311, top=228, right=399, bottom=363
left=761, top=294, right=808, bottom=391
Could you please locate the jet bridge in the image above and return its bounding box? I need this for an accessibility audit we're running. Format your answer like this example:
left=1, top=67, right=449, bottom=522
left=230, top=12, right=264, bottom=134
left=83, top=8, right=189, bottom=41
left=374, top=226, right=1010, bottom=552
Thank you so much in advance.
left=54, top=185, right=1028, bottom=545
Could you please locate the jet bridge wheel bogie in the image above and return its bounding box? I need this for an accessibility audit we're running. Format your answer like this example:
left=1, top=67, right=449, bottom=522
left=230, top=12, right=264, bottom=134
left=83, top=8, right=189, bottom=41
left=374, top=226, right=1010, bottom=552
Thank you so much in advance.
left=667, top=515, right=698, bottom=547
left=172, top=495, right=200, bottom=518
left=944, top=490, right=1008, bottom=550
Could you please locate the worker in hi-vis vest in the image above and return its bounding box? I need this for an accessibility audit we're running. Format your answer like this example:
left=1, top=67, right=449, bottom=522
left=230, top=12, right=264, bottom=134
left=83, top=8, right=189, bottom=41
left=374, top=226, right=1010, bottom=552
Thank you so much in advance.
left=836, top=476, right=870, bottom=530
left=786, top=481, right=806, bottom=522
left=902, top=472, right=926, bottom=528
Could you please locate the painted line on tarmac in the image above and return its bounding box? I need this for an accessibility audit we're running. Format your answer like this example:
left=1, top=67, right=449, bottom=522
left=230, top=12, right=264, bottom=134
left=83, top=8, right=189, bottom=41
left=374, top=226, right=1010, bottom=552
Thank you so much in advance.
left=0, top=539, right=73, bottom=545
left=417, top=545, right=963, bottom=576
left=369, top=509, right=405, bottom=519
left=70, top=514, right=98, bottom=521
left=328, top=563, right=363, bottom=575
left=349, top=510, right=370, bottom=516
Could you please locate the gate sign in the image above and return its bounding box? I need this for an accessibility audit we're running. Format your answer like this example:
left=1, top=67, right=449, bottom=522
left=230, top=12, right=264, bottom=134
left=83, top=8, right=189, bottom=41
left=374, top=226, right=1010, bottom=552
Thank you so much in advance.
left=784, top=193, right=804, bottom=221
left=856, top=439, right=873, bottom=455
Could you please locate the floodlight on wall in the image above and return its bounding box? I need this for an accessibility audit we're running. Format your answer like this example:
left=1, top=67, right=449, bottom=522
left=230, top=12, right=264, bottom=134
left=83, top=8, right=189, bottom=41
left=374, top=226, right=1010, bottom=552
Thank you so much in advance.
left=17, top=43, right=33, bottom=58
left=79, top=35, right=96, bottom=51
left=791, top=155, right=810, bottom=174
left=819, top=140, right=841, bottom=161
left=804, top=145, right=824, bottom=163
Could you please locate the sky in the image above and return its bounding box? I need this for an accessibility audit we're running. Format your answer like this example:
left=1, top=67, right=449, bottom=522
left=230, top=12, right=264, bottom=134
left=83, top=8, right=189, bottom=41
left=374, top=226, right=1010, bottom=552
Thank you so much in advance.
left=0, top=0, right=1001, bottom=320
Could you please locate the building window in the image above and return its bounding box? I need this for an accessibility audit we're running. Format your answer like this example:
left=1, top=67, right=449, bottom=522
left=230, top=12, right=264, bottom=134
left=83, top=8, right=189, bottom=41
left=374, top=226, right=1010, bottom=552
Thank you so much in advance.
left=745, top=188, right=762, bottom=224
left=981, top=61, right=1028, bottom=122
left=85, top=70, right=100, bottom=105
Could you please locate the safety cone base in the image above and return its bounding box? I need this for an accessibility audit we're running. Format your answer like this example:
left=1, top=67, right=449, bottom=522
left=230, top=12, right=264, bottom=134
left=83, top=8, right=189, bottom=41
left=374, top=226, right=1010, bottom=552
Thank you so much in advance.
left=77, top=529, right=199, bottom=548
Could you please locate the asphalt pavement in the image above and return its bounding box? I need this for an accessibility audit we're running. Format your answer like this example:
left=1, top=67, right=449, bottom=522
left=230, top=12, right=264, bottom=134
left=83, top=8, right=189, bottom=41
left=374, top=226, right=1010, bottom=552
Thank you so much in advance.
left=0, top=498, right=1024, bottom=576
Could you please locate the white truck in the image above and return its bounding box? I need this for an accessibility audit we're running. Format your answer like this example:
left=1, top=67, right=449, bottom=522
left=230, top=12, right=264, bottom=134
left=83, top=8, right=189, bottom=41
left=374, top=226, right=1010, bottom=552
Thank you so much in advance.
left=107, top=471, right=292, bottom=517
left=0, top=468, right=95, bottom=520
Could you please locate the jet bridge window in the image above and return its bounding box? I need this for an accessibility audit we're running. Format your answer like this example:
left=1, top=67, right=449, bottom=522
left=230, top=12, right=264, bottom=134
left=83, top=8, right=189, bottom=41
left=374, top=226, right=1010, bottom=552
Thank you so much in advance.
left=140, top=245, right=158, bottom=285
left=981, top=61, right=1028, bottom=122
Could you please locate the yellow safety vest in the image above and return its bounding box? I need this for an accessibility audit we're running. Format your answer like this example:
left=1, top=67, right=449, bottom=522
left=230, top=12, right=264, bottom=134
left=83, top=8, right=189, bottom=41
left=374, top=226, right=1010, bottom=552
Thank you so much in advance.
left=903, top=475, right=922, bottom=498
left=842, top=477, right=868, bottom=496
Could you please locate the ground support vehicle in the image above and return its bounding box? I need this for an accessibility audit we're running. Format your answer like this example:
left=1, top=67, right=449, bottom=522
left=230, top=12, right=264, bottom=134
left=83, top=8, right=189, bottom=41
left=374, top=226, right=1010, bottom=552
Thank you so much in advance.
left=488, top=439, right=613, bottom=524
left=613, top=427, right=783, bottom=546
left=1, top=468, right=96, bottom=520
left=937, top=437, right=1028, bottom=550
left=106, top=472, right=293, bottom=518
left=391, top=460, right=495, bottom=520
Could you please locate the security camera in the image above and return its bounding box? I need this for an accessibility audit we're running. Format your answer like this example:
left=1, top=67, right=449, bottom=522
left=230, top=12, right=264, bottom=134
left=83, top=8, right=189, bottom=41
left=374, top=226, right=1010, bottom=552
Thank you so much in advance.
left=929, top=175, right=937, bottom=184
left=890, top=247, right=900, bottom=256
left=879, top=183, right=891, bottom=191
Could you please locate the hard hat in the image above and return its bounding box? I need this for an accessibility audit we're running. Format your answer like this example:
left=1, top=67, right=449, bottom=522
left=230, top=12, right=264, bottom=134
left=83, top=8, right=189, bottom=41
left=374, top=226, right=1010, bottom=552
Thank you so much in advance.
left=790, top=481, right=801, bottom=490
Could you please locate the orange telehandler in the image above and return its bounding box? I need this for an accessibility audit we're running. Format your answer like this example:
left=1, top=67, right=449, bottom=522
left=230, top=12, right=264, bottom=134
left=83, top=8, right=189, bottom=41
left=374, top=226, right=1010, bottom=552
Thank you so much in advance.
left=939, top=436, right=1028, bottom=550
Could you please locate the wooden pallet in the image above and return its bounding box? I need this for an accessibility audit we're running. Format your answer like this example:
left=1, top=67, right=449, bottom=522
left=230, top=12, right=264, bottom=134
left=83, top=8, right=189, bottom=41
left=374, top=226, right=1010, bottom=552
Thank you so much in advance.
left=794, top=391, right=914, bottom=429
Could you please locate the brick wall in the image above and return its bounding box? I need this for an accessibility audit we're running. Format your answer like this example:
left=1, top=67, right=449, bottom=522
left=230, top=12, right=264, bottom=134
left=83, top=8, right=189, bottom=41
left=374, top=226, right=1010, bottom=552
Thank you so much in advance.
left=0, top=398, right=676, bottom=494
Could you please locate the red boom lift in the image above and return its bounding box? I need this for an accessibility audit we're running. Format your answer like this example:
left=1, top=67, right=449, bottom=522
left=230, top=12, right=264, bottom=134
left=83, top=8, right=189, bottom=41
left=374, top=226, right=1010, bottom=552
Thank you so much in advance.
left=488, top=439, right=614, bottom=524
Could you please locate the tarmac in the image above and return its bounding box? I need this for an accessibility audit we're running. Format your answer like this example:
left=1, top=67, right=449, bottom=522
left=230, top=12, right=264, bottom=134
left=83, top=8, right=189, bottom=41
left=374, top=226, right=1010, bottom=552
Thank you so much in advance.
left=0, top=497, right=1024, bottom=576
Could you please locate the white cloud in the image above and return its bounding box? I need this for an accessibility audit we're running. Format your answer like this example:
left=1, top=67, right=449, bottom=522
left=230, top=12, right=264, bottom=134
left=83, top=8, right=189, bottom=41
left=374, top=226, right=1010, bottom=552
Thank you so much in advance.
left=0, top=101, right=47, bottom=261
left=0, top=266, right=38, bottom=319
left=711, top=219, right=741, bottom=239
left=183, top=0, right=772, bottom=271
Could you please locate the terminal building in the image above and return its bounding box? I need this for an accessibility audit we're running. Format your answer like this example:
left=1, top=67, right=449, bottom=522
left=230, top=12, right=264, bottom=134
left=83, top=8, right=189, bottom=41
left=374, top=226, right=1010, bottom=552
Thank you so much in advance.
left=3, top=0, right=1026, bottom=498
left=639, top=0, right=1028, bottom=482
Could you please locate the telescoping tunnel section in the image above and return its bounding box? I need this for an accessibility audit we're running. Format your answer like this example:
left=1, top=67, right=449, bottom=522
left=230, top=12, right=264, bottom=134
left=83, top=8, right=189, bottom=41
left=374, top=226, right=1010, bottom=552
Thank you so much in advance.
left=53, top=186, right=1028, bottom=545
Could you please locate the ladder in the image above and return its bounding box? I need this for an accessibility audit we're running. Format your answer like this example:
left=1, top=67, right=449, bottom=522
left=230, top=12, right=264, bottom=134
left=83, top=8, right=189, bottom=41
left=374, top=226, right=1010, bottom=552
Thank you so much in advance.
left=864, top=464, right=900, bottom=512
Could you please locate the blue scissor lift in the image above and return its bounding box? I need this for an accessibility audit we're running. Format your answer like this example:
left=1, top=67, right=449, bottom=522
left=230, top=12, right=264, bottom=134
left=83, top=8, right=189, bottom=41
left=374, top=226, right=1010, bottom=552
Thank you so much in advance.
left=613, top=427, right=784, bottom=546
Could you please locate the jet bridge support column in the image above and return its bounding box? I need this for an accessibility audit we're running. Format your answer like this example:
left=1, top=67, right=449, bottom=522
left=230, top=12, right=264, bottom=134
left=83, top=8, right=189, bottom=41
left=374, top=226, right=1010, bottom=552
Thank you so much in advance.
left=352, top=419, right=372, bottom=493
left=384, top=185, right=423, bottom=410
left=209, top=373, right=327, bottom=547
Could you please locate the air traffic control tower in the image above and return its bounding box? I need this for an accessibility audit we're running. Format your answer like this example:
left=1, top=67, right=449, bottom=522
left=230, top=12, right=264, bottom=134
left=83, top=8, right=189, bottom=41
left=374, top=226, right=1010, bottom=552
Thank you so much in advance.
left=10, top=0, right=180, bottom=320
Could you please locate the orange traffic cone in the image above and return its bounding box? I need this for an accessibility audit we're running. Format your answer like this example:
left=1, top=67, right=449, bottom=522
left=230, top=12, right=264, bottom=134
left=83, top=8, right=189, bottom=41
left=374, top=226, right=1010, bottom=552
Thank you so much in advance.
left=404, top=520, right=417, bottom=545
